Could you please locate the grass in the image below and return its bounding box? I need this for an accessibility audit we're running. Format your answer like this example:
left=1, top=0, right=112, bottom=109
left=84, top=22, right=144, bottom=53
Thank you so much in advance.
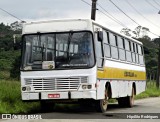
left=0, top=71, right=10, bottom=80
left=0, top=80, right=40, bottom=114
left=0, top=80, right=160, bottom=113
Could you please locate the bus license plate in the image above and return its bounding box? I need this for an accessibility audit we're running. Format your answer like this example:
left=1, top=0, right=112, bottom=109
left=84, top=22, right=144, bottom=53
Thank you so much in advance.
left=48, top=94, right=60, bottom=98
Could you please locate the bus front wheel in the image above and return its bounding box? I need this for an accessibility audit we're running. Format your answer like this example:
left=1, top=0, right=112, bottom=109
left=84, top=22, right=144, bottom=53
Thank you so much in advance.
left=95, top=88, right=109, bottom=113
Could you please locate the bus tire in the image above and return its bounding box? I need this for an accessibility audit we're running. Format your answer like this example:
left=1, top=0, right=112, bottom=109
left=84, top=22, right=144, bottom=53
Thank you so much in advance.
left=95, top=88, right=109, bottom=113
left=126, top=88, right=134, bottom=107
left=117, top=88, right=134, bottom=108
left=117, top=98, right=125, bottom=107
left=118, top=88, right=134, bottom=108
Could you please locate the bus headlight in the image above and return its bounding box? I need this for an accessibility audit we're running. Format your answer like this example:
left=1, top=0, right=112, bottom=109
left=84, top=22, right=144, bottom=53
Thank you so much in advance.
left=22, top=86, right=31, bottom=91
left=26, top=86, right=31, bottom=91
left=82, top=84, right=92, bottom=89
left=82, top=85, right=87, bottom=89
left=87, top=85, right=92, bottom=89
left=22, top=87, right=26, bottom=91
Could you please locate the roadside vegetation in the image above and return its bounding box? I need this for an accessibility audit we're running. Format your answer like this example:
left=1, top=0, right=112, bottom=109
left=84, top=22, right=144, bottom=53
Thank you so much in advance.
left=0, top=80, right=40, bottom=114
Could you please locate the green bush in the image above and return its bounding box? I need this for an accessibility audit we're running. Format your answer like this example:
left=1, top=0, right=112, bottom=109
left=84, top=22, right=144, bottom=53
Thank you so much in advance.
left=0, top=50, right=20, bottom=80
left=0, top=59, right=12, bottom=70
left=10, top=55, right=21, bottom=79
left=0, top=71, right=10, bottom=79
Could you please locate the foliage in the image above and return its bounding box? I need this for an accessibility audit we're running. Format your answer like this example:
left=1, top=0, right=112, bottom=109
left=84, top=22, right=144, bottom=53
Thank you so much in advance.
left=0, top=23, right=14, bottom=51
left=10, top=21, right=24, bottom=32
left=0, top=80, right=40, bottom=114
left=10, top=54, right=21, bottom=79
left=0, top=22, right=21, bottom=80
left=120, top=26, right=150, bottom=38
left=137, top=37, right=156, bottom=48
left=120, top=28, right=132, bottom=37
left=0, top=71, right=10, bottom=80
left=0, top=50, right=21, bottom=79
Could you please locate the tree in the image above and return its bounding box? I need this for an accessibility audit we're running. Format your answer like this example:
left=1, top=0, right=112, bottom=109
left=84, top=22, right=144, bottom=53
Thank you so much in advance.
left=120, top=28, right=132, bottom=37
left=0, top=22, right=21, bottom=80
left=0, top=34, right=14, bottom=51
left=121, top=26, right=150, bottom=38
left=153, top=38, right=160, bottom=88
left=134, top=26, right=150, bottom=38
left=141, top=27, right=149, bottom=37
left=10, top=52, right=21, bottom=79
left=10, top=21, right=24, bottom=32
left=134, top=26, right=141, bottom=38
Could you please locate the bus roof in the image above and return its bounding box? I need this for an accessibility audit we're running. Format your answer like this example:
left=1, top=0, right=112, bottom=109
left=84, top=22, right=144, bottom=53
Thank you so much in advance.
left=22, top=19, right=93, bottom=34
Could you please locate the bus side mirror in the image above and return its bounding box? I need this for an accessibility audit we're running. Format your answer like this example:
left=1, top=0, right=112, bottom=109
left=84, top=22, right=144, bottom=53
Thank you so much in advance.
left=97, top=31, right=103, bottom=42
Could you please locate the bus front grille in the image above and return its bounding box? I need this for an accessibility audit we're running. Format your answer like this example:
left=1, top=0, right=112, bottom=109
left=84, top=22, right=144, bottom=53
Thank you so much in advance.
left=25, top=76, right=88, bottom=91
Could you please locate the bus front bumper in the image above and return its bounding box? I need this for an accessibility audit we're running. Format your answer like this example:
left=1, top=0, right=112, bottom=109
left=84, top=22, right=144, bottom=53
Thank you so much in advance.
left=22, top=91, right=96, bottom=100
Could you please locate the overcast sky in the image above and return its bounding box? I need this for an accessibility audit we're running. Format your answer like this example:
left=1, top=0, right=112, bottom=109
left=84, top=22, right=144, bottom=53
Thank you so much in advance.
left=0, top=0, right=159, bottom=38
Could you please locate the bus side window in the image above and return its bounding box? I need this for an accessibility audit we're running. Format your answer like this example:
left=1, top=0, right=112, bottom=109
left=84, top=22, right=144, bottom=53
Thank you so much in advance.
left=136, top=44, right=139, bottom=64
left=109, top=33, right=118, bottom=59
left=109, top=33, right=116, bottom=46
left=138, top=45, right=144, bottom=65
left=103, top=30, right=111, bottom=57
left=118, top=37, right=125, bottom=61
left=131, top=42, right=136, bottom=63
left=95, top=31, right=104, bottom=68
left=125, top=39, right=132, bottom=62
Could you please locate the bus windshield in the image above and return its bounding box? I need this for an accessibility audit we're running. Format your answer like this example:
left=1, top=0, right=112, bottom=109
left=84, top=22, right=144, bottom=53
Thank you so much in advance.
left=21, top=31, right=95, bottom=70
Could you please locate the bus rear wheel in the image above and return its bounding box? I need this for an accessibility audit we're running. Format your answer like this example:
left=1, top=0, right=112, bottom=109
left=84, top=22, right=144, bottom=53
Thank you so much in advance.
left=118, top=88, right=134, bottom=107
left=95, top=88, right=109, bottom=113
left=126, top=88, right=134, bottom=107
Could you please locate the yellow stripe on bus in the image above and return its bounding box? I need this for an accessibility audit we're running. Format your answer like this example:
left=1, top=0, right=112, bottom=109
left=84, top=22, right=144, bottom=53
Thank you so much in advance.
left=97, top=67, right=146, bottom=80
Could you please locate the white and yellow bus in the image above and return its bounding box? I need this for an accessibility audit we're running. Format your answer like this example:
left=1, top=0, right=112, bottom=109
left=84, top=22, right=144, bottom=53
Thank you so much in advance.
left=20, top=19, right=146, bottom=112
